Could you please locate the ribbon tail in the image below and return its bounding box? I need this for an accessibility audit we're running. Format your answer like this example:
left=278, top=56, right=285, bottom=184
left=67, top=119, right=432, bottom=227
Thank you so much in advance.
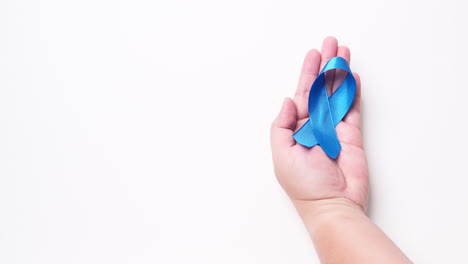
left=313, top=125, right=341, bottom=159
left=293, top=119, right=341, bottom=158
left=293, top=120, right=318, bottom=147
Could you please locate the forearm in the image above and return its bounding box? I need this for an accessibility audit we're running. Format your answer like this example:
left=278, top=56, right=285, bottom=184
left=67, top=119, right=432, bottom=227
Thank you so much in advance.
left=295, top=198, right=412, bottom=264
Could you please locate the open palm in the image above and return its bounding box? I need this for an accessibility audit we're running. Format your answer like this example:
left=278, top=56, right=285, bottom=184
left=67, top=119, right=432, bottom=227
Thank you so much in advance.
left=271, top=37, right=369, bottom=211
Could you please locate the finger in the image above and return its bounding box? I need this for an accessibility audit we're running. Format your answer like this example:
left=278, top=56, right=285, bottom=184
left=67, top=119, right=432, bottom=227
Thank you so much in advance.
left=320, top=37, right=338, bottom=96
left=294, top=49, right=321, bottom=120
left=320, top=36, right=339, bottom=69
left=337, top=45, right=351, bottom=63
left=343, top=72, right=361, bottom=129
left=332, top=45, right=351, bottom=93
left=271, top=98, right=298, bottom=151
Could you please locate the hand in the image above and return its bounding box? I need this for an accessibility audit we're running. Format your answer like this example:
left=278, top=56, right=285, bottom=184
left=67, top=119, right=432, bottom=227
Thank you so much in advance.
left=270, top=37, right=369, bottom=212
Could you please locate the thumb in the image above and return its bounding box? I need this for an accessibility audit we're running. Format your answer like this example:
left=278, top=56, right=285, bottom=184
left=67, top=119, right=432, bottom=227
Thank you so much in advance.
left=270, top=98, right=298, bottom=151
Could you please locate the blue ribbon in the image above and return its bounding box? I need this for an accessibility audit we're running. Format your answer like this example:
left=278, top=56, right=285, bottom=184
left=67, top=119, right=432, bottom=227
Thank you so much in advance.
left=293, top=57, right=356, bottom=159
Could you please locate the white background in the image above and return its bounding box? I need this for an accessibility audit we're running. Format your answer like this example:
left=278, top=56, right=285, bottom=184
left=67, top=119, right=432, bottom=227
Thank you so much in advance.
left=1, top=0, right=467, bottom=263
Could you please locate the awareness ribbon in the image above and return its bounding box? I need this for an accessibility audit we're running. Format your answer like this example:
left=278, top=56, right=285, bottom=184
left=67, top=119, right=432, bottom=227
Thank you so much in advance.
left=293, top=56, right=356, bottom=159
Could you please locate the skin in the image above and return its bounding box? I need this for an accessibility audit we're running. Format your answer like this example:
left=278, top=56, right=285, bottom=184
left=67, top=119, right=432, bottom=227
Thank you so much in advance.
left=270, top=37, right=412, bottom=264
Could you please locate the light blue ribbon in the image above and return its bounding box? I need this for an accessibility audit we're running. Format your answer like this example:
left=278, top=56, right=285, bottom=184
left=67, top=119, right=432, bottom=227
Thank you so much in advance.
left=293, top=57, right=356, bottom=159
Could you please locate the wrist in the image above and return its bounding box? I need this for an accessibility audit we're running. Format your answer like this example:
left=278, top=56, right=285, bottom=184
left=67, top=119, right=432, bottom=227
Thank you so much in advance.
left=293, top=198, right=412, bottom=264
left=293, top=197, right=367, bottom=234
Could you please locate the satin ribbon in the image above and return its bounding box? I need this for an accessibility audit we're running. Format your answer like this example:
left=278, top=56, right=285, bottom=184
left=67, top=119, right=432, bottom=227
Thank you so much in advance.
left=293, top=56, right=356, bottom=159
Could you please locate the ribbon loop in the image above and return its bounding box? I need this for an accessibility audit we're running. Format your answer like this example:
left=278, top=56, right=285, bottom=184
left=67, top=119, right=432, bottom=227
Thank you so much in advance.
left=293, top=57, right=356, bottom=159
